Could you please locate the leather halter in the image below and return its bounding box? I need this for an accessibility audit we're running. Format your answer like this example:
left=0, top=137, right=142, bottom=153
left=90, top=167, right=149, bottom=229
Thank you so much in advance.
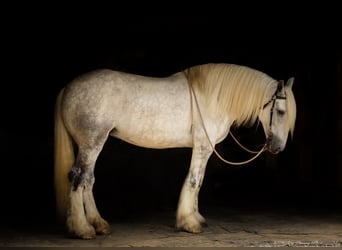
left=263, top=81, right=287, bottom=127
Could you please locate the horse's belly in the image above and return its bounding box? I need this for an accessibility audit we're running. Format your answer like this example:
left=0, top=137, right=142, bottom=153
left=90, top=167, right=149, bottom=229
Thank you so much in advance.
left=111, top=118, right=193, bottom=149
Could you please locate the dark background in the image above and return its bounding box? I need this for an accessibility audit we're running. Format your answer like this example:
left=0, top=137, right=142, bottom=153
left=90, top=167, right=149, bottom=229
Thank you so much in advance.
left=1, top=8, right=341, bottom=227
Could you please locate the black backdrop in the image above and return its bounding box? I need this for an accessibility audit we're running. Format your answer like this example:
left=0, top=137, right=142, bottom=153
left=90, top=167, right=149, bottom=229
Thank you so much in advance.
left=1, top=12, right=341, bottom=226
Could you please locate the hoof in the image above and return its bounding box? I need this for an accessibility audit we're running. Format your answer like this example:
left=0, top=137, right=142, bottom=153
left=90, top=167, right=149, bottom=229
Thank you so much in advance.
left=194, top=212, right=207, bottom=226
left=95, top=221, right=112, bottom=235
left=177, top=223, right=202, bottom=234
left=176, top=216, right=203, bottom=234
left=69, top=229, right=96, bottom=240
left=77, top=232, right=96, bottom=240
left=67, top=221, right=96, bottom=239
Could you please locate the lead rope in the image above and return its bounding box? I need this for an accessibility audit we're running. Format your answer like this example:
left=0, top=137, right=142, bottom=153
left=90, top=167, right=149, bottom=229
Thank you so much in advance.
left=187, top=82, right=266, bottom=166
left=228, top=131, right=261, bottom=154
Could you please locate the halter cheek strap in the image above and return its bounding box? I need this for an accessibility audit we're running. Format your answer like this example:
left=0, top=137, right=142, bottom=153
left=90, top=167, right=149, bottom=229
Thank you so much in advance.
left=263, top=87, right=287, bottom=128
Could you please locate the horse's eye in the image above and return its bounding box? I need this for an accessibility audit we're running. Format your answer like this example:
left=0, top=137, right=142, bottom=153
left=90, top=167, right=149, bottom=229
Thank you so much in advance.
left=277, top=110, right=285, bottom=116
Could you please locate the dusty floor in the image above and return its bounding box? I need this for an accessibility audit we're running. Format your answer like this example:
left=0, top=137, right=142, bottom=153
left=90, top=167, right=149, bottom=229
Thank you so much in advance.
left=1, top=204, right=342, bottom=247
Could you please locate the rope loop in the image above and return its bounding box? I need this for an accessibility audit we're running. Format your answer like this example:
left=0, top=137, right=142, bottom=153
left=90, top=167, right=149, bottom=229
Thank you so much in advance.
left=188, top=82, right=266, bottom=166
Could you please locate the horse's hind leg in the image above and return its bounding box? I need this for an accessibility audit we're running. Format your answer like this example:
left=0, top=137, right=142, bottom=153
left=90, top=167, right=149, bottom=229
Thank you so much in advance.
left=83, top=169, right=111, bottom=235
left=67, top=141, right=110, bottom=239
left=67, top=150, right=96, bottom=239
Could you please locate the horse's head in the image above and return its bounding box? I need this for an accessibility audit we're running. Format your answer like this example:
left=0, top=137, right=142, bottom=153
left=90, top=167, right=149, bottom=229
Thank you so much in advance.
left=259, top=78, right=296, bottom=154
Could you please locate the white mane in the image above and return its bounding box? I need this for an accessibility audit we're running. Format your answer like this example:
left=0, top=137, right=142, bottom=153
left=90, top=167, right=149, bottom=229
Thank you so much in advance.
left=184, top=63, right=296, bottom=135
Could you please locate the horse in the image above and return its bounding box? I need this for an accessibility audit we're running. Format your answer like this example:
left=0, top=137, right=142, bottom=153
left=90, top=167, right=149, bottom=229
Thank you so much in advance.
left=54, top=63, right=296, bottom=239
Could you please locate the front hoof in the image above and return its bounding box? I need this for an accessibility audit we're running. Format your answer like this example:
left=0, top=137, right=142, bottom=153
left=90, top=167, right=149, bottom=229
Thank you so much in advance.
left=176, top=216, right=202, bottom=234
left=194, top=212, right=207, bottom=226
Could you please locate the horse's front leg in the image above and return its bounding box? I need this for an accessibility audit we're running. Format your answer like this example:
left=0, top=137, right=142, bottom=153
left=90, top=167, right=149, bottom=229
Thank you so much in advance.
left=176, top=143, right=212, bottom=233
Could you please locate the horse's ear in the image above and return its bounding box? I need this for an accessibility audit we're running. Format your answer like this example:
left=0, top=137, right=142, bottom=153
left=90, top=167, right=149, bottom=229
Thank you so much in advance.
left=277, top=80, right=285, bottom=95
left=286, top=77, right=294, bottom=89
left=277, top=80, right=284, bottom=90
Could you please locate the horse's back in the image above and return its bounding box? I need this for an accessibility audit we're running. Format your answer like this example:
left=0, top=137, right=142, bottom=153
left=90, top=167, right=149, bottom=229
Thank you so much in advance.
left=60, top=69, right=193, bottom=148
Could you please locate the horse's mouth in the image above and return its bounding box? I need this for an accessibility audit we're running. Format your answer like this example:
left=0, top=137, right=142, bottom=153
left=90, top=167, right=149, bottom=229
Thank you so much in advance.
left=268, top=147, right=280, bottom=155
left=265, top=145, right=281, bottom=155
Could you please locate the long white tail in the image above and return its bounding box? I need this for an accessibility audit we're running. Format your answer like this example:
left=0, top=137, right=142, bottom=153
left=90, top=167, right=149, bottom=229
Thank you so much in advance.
left=54, top=88, right=75, bottom=222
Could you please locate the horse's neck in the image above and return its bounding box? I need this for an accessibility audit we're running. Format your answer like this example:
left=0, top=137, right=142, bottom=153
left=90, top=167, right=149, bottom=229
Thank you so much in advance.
left=190, top=85, right=235, bottom=145
left=195, top=111, right=234, bottom=145
left=213, top=116, right=234, bottom=144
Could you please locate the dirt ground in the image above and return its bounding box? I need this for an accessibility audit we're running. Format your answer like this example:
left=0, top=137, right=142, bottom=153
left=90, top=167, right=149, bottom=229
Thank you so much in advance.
left=1, top=204, right=342, bottom=247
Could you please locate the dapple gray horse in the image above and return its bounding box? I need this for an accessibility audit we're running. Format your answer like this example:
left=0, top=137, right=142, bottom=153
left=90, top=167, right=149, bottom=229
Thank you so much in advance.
left=54, top=63, right=296, bottom=239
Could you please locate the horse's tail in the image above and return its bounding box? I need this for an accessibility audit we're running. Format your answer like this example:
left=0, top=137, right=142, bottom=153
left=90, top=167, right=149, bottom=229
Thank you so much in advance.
left=54, top=88, right=75, bottom=222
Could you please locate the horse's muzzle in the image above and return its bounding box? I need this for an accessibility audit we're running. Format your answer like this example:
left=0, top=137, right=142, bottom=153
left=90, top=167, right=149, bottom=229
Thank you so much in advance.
left=265, top=133, right=282, bottom=155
